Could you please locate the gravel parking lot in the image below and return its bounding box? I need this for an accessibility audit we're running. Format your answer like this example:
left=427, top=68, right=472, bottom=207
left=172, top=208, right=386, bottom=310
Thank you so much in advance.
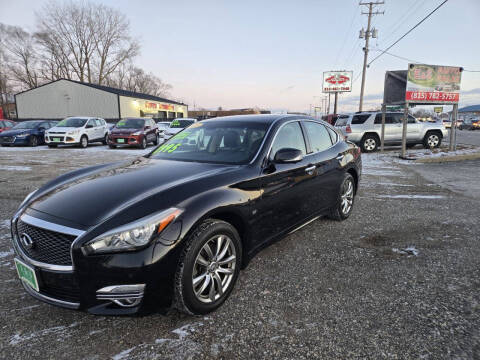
left=0, top=144, right=479, bottom=359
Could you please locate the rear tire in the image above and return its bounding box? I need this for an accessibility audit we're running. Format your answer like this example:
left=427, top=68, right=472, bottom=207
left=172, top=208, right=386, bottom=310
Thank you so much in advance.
left=153, top=135, right=159, bottom=146
left=327, top=173, right=355, bottom=221
left=174, top=219, right=242, bottom=315
left=361, top=134, right=378, bottom=152
left=423, top=131, right=442, bottom=149
left=102, top=134, right=108, bottom=145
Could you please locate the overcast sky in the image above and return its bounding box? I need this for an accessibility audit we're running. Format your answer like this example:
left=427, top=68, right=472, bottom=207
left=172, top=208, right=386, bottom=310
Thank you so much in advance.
left=1, top=0, right=479, bottom=113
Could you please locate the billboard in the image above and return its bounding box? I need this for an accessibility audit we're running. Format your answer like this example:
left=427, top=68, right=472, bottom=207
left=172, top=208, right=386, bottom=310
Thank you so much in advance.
left=406, top=64, right=462, bottom=104
left=323, top=71, right=353, bottom=93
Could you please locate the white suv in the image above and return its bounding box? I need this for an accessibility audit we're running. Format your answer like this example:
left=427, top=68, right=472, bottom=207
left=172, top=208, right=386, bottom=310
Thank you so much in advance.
left=45, top=117, right=109, bottom=148
left=335, top=112, right=448, bottom=152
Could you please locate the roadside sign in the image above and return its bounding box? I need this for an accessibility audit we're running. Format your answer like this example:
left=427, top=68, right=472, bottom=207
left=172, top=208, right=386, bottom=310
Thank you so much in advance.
left=406, top=64, right=462, bottom=104
left=434, top=106, right=443, bottom=113
left=322, top=71, right=353, bottom=93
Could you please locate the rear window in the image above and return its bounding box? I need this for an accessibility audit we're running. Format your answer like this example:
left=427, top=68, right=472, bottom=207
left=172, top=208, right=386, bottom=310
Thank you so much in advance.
left=351, top=114, right=370, bottom=124
left=335, top=116, right=349, bottom=126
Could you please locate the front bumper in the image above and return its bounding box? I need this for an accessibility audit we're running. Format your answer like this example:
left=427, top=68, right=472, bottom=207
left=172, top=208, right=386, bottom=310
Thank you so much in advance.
left=0, top=135, right=31, bottom=146
left=108, top=134, right=144, bottom=147
left=45, top=133, right=80, bottom=145
left=11, top=212, right=181, bottom=315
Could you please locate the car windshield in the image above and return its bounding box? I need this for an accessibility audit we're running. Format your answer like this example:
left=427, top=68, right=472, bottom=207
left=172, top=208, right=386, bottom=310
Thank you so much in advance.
left=56, top=118, right=88, bottom=127
left=151, top=121, right=269, bottom=164
left=170, top=119, right=195, bottom=128
left=115, top=119, right=145, bottom=129
left=12, top=121, right=43, bottom=129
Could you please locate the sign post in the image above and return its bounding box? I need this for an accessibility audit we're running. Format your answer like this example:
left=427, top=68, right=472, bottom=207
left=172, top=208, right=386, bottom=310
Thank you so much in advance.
left=322, top=71, right=353, bottom=115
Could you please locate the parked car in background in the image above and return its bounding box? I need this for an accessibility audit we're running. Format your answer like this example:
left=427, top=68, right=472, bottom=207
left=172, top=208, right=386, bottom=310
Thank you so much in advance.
left=0, top=120, right=57, bottom=147
left=443, top=119, right=452, bottom=129
left=0, top=120, right=16, bottom=133
left=108, top=118, right=159, bottom=149
left=45, top=117, right=108, bottom=148
left=156, top=121, right=171, bottom=140
left=472, top=118, right=480, bottom=130
left=162, top=118, right=197, bottom=141
left=459, top=118, right=475, bottom=130
left=322, top=113, right=349, bottom=126
left=335, top=111, right=447, bottom=152
left=10, top=114, right=361, bottom=315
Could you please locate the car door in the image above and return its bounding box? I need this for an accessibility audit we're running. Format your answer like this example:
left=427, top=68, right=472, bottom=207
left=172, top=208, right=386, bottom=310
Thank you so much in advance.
left=406, top=115, right=421, bottom=141
left=93, top=119, right=103, bottom=139
left=85, top=119, right=97, bottom=140
left=374, top=113, right=401, bottom=143
left=301, top=120, right=343, bottom=212
left=254, top=121, right=315, bottom=240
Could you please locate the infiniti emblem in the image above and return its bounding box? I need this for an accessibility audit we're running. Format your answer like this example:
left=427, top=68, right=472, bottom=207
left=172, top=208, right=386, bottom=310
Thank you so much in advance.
left=20, top=233, right=35, bottom=249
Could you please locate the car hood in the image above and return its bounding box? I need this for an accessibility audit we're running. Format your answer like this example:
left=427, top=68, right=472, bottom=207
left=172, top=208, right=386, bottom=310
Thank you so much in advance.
left=47, top=127, right=82, bottom=133
left=28, top=157, right=238, bottom=227
left=0, top=129, right=31, bottom=136
left=110, top=128, right=141, bottom=135
left=165, top=128, right=182, bottom=135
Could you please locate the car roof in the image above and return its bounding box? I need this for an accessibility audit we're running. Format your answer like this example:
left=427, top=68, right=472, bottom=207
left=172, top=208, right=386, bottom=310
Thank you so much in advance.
left=201, top=114, right=309, bottom=125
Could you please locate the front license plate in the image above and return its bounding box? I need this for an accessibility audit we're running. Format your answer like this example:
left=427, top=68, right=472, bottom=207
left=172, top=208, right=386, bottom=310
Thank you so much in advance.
left=53, top=137, right=60, bottom=142
left=117, top=138, right=125, bottom=143
left=14, top=258, right=39, bottom=292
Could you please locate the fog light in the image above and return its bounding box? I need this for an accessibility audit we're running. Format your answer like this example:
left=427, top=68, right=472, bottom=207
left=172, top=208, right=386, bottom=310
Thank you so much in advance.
left=96, top=284, right=145, bottom=308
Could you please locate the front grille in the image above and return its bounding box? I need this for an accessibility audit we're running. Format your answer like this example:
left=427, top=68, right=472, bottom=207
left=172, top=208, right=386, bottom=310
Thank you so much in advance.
left=16, top=220, right=76, bottom=266
left=39, top=269, right=81, bottom=303
left=0, top=136, right=15, bottom=143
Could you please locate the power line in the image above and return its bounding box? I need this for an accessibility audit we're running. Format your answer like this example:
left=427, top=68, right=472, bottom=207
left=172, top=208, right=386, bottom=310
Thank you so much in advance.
left=368, top=0, right=449, bottom=67
left=334, top=3, right=360, bottom=64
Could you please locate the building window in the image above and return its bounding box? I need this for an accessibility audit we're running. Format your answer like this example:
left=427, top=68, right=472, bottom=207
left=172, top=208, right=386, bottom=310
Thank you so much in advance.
left=157, top=111, right=167, bottom=119
left=168, top=111, right=176, bottom=119
left=176, top=112, right=184, bottom=118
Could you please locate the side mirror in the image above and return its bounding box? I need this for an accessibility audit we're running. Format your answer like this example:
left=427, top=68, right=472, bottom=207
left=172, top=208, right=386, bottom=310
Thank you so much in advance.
left=86, top=124, right=93, bottom=128
left=144, top=125, right=150, bottom=130
left=273, top=148, right=304, bottom=163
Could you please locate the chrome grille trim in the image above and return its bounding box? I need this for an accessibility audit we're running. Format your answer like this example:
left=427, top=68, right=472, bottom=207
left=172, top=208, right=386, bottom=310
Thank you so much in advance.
left=21, top=214, right=85, bottom=236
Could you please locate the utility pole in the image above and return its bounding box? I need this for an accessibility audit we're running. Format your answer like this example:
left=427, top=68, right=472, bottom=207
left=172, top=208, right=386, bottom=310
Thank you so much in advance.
left=358, top=1, right=384, bottom=112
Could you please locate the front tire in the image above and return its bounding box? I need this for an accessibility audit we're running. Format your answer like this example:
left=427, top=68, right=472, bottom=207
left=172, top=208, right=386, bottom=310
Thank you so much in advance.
left=79, top=135, right=88, bottom=148
left=139, top=137, right=147, bottom=149
left=174, top=219, right=242, bottom=315
left=423, top=131, right=442, bottom=149
left=327, top=173, right=355, bottom=221
left=29, top=136, right=38, bottom=147
left=361, top=134, right=378, bottom=152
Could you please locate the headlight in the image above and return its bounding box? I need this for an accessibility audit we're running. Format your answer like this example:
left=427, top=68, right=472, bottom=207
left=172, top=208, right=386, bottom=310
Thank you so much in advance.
left=68, top=129, right=80, bottom=135
left=16, top=133, right=29, bottom=138
left=132, top=131, right=143, bottom=136
left=82, top=208, right=182, bottom=254
left=19, top=189, right=38, bottom=208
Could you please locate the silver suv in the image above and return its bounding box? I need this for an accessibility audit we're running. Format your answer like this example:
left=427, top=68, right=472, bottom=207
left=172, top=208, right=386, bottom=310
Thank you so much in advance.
left=335, top=112, right=448, bottom=152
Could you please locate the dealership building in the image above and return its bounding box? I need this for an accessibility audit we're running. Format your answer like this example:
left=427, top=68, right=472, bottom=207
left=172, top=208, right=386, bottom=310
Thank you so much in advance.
left=15, top=79, right=188, bottom=122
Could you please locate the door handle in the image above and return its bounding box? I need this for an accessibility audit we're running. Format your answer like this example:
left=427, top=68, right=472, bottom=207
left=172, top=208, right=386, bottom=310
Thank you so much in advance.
left=305, top=165, right=316, bottom=174
left=336, top=154, right=345, bottom=161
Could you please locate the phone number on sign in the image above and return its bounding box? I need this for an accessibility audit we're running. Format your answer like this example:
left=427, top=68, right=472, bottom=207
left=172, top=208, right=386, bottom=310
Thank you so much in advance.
left=406, top=91, right=459, bottom=102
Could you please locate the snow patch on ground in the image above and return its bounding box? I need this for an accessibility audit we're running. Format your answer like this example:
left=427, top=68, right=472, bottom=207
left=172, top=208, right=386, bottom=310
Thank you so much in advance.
left=111, top=347, right=136, bottom=360
left=392, top=246, right=419, bottom=256
left=1, top=219, right=10, bottom=229
left=9, top=322, right=79, bottom=346
left=376, top=194, right=445, bottom=199
left=0, top=165, right=32, bottom=171
left=0, top=248, right=14, bottom=259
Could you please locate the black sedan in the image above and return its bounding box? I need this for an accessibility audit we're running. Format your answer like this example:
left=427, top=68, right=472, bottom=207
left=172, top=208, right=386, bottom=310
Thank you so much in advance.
left=11, top=115, right=361, bottom=315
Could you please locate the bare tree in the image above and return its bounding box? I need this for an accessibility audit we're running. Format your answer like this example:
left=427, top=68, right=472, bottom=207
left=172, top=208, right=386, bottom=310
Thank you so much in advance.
left=36, top=1, right=139, bottom=84
left=2, top=24, right=40, bottom=89
left=106, top=64, right=172, bottom=97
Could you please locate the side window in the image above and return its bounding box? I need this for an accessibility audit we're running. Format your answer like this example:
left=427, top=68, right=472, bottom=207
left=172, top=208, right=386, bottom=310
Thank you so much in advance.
left=40, top=122, right=49, bottom=129
left=87, top=119, right=96, bottom=127
left=335, top=116, right=348, bottom=126
left=408, top=115, right=416, bottom=124
left=304, top=122, right=333, bottom=153
left=326, top=126, right=339, bottom=143
left=375, top=113, right=396, bottom=124
left=94, top=119, right=102, bottom=127
left=351, top=114, right=370, bottom=124
left=270, top=122, right=306, bottom=158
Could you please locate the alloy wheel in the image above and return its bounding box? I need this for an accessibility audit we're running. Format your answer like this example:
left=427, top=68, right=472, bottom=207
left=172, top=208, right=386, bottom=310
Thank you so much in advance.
left=192, top=235, right=236, bottom=304
left=341, top=178, right=354, bottom=215
left=364, top=138, right=376, bottom=151
left=427, top=134, right=439, bottom=148
left=81, top=136, right=88, bottom=148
